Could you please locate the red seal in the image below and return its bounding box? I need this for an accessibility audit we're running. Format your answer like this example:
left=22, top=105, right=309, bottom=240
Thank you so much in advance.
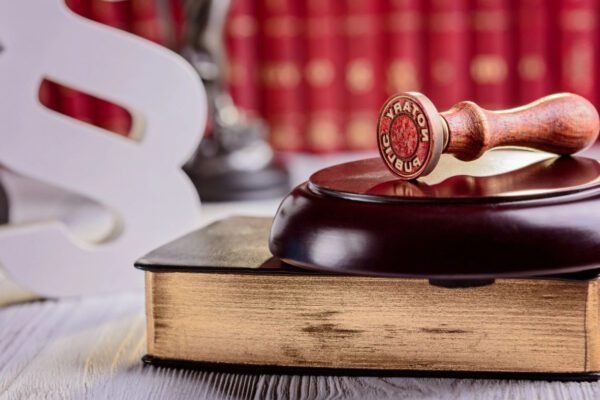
left=377, top=93, right=444, bottom=180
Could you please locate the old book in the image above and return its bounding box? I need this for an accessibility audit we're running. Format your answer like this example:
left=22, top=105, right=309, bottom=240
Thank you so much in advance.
left=167, top=0, right=186, bottom=50
left=258, top=0, right=305, bottom=151
left=60, top=0, right=95, bottom=126
left=469, top=0, right=512, bottom=109
left=303, top=0, right=345, bottom=153
left=384, top=0, right=424, bottom=96
left=426, top=0, right=470, bottom=110
left=226, top=0, right=260, bottom=116
left=38, top=79, right=60, bottom=113
left=558, top=0, right=597, bottom=107
left=89, top=0, right=132, bottom=136
left=516, top=0, right=552, bottom=103
left=343, top=0, right=384, bottom=150
left=137, top=216, right=600, bottom=379
left=130, top=0, right=165, bottom=45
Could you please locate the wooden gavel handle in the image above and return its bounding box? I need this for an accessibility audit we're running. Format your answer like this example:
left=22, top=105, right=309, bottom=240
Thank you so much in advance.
left=441, top=93, right=600, bottom=161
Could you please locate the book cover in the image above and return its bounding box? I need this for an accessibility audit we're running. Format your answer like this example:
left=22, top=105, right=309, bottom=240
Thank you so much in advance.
left=304, top=0, right=345, bottom=153
left=384, top=0, right=424, bottom=96
left=130, top=0, right=166, bottom=44
left=90, top=0, right=133, bottom=136
left=60, top=0, right=95, bottom=125
left=258, top=0, right=305, bottom=151
left=167, top=0, right=186, bottom=50
left=226, top=0, right=260, bottom=116
left=516, top=0, right=551, bottom=104
left=426, top=0, right=470, bottom=110
left=38, top=79, right=60, bottom=113
left=470, top=0, right=512, bottom=109
left=136, top=216, right=600, bottom=379
left=344, top=0, right=384, bottom=150
left=558, top=0, right=597, bottom=107
left=56, top=84, right=95, bottom=125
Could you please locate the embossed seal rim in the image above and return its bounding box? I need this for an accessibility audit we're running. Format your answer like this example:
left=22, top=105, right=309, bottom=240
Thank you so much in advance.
left=376, top=92, right=445, bottom=180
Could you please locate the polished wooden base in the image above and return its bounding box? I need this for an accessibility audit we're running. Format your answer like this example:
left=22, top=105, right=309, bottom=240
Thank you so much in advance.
left=269, top=151, right=600, bottom=278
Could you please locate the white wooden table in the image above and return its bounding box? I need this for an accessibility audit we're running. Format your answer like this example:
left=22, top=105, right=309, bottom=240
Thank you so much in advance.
left=2, top=291, right=600, bottom=399
left=3, top=150, right=600, bottom=399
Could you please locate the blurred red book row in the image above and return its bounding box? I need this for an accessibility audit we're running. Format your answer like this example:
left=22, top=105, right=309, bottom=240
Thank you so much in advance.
left=40, top=0, right=599, bottom=153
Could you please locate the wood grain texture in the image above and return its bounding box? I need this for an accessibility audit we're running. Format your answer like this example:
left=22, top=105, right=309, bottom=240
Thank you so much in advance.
left=443, top=93, right=600, bottom=161
left=2, top=294, right=600, bottom=399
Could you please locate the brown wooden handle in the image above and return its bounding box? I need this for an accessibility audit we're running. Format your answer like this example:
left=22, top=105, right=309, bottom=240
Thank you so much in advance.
left=442, top=93, right=600, bottom=161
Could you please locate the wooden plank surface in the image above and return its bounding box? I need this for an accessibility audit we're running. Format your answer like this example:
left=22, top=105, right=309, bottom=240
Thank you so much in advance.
left=1, top=293, right=600, bottom=399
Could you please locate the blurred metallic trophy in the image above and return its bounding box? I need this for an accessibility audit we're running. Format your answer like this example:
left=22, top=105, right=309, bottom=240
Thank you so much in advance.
left=181, top=0, right=289, bottom=201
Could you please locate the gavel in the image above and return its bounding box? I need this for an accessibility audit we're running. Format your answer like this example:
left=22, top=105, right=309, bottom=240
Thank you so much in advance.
left=377, top=92, right=600, bottom=180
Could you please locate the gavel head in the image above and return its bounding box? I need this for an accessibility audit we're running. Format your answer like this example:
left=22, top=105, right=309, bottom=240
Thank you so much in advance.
left=377, top=92, right=446, bottom=180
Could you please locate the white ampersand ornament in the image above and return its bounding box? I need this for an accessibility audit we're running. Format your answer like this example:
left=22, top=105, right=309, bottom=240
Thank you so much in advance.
left=0, top=0, right=206, bottom=297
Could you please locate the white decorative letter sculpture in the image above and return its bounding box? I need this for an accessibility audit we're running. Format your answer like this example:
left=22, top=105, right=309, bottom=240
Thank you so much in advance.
left=0, top=0, right=205, bottom=297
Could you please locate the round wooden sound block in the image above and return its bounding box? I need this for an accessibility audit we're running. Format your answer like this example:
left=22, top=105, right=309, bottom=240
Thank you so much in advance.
left=269, top=150, right=600, bottom=279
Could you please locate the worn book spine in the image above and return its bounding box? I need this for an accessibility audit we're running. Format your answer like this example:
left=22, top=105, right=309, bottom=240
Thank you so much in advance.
left=470, top=0, right=511, bottom=109
left=558, top=0, right=597, bottom=107
left=304, top=0, right=345, bottom=153
left=384, top=0, right=424, bottom=96
left=38, top=79, right=60, bottom=113
left=226, top=0, right=260, bottom=116
left=426, top=0, right=470, bottom=110
left=168, top=0, right=186, bottom=50
left=90, top=0, right=133, bottom=136
left=516, top=0, right=551, bottom=103
left=344, top=0, right=384, bottom=150
left=130, top=0, right=166, bottom=44
left=258, top=0, right=305, bottom=151
left=57, top=83, right=95, bottom=125
left=59, top=0, right=95, bottom=125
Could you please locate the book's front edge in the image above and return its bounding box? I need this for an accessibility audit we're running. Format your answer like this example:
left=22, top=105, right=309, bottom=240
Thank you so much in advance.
left=141, top=355, right=600, bottom=382
left=145, top=272, right=155, bottom=356
left=585, top=279, right=600, bottom=371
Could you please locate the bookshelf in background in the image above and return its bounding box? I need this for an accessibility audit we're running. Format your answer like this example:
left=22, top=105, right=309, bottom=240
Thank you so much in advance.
left=516, top=0, right=552, bottom=103
left=384, top=0, right=424, bottom=96
left=58, top=0, right=95, bottom=126
left=226, top=0, right=260, bottom=116
left=41, top=0, right=600, bottom=153
left=344, top=0, right=385, bottom=151
left=257, top=0, right=305, bottom=152
left=558, top=0, right=598, bottom=108
left=470, top=0, right=512, bottom=109
left=130, top=0, right=165, bottom=44
left=38, top=80, right=60, bottom=112
left=426, top=0, right=470, bottom=110
left=303, top=0, right=345, bottom=153
left=89, top=0, right=133, bottom=136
